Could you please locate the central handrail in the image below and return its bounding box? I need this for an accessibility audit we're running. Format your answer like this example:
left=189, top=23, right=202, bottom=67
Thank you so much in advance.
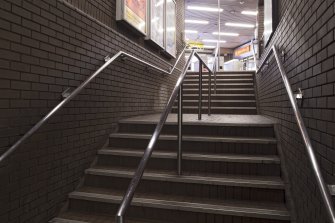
left=0, top=48, right=186, bottom=164
left=257, top=45, right=335, bottom=223
left=212, top=45, right=219, bottom=93
left=116, top=50, right=214, bottom=222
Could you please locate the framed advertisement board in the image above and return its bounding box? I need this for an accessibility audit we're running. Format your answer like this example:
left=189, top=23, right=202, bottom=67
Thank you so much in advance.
left=264, top=0, right=279, bottom=46
left=116, top=0, right=148, bottom=35
left=164, top=0, right=176, bottom=58
left=147, top=0, right=165, bottom=48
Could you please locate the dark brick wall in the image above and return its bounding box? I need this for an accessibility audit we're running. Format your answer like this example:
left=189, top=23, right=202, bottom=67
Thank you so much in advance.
left=256, top=0, right=335, bottom=222
left=0, top=0, right=185, bottom=222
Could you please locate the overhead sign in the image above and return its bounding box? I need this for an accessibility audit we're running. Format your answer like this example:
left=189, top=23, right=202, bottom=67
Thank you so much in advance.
left=234, top=45, right=251, bottom=57
left=187, top=40, right=204, bottom=49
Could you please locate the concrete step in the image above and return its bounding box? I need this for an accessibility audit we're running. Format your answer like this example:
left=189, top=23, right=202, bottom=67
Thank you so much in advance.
left=184, top=78, right=254, bottom=83
left=171, top=106, right=257, bottom=115
left=51, top=211, right=164, bottom=223
left=68, top=188, right=290, bottom=222
left=99, top=148, right=280, bottom=164
left=109, top=133, right=277, bottom=144
left=84, top=167, right=285, bottom=202
left=183, top=88, right=255, bottom=94
left=182, top=93, right=255, bottom=100
left=108, top=133, right=278, bottom=156
left=173, top=99, right=256, bottom=107
left=182, top=83, right=254, bottom=89
left=118, top=117, right=275, bottom=138
left=97, top=148, right=281, bottom=176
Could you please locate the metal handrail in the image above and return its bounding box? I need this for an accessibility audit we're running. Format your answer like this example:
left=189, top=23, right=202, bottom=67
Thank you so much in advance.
left=0, top=50, right=185, bottom=164
left=257, top=45, right=335, bottom=223
left=116, top=50, right=214, bottom=222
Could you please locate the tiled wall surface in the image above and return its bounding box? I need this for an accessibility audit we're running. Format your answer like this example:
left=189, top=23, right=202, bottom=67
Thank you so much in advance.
left=0, top=0, right=185, bottom=222
left=256, top=0, right=335, bottom=222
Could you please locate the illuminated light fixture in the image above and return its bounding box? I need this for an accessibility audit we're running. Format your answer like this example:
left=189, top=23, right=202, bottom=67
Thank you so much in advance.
left=212, top=32, right=239, bottom=36
left=185, top=30, right=198, bottom=33
left=241, top=10, right=258, bottom=15
left=225, top=22, right=255, bottom=28
left=187, top=5, right=223, bottom=12
left=202, top=39, right=226, bottom=43
left=185, top=19, right=209, bottom=24
left=203, top=45, right=216, bottom=49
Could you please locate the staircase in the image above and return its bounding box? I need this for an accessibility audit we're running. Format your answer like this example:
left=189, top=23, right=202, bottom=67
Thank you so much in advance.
left=172, top=71, right=257, bottom=115
left=51, top=72, right=292, bottom=223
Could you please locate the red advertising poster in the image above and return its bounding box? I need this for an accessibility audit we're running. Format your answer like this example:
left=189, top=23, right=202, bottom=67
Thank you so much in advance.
left=124, top=0, right=147, bottom=34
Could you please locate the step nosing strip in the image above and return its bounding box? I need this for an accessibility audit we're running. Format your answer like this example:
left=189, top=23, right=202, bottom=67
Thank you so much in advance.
left=69, top=192, right=290, bottom=220
left=109, top=134, right=277, bottom=144
left=98, top=150, right=280, bottom=164
left=85, top=168, right=284, bottom=188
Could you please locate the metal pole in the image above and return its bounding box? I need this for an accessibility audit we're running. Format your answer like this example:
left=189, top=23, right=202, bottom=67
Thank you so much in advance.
left=177, top=85, right=183, bottom=175
left=198, top=61, right=202, bottom=120
left=217, top=0, right=221, bottom=75
left=208, top=70, right=211, bottom=116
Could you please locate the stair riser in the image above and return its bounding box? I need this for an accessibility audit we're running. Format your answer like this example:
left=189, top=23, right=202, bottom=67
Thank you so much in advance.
left=69, top=199, right=289, bottom=223
left=184, top=79, right=254, bottom=84
left=97, top=155, right=281, bottom=176
left=171, top=108, right=257, bottom=115
left=182, top=95, right=255, bottom=100
left=183, top=89, right=255, bottom=94
left=84, top=175, right=285, bottom=202
left=183, top=84, right=253, bottom=89
left=174, top=101, right=257, bottom=107
left=118, top=124, right=275, bottom=138
left=108, top=138, right=278, bottom=155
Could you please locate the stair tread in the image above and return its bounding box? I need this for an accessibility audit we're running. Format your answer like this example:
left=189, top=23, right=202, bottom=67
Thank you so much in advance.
left=99, top=148, right=280, bottom=164
left=86, top=166, right=285, bottom=189
left=178, top=99, right=256, bottom=102
left=183, top=88, right=254, bottom=91
left=52, top=211, right=164, bottom=223
left=184, top=78, right=254, bottom=81
left=183, top=83, right=254, bottom=86
left=69, top=187, right=290, bottom=220
left=183, top=93, right=255, bottom=96
left=172, top=106, right=257, bottom=109
left=109, top=133, right=277, bottom=144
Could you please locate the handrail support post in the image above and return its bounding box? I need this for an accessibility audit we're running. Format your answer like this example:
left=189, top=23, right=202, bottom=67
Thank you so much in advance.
left=177, top=85, right=183, bottom=175
left=198, top=61, right=202, bottom=120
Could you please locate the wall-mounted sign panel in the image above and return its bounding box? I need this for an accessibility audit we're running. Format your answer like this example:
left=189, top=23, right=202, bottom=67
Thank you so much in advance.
left=116, top=0, right=148, bottom=35
left=147, top=0, right=165, bottom=48
left=165, top=0, right=176, bottom=57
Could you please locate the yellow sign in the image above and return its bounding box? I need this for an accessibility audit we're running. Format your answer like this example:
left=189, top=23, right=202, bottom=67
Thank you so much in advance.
left=187, top=40, right=204, bottom=49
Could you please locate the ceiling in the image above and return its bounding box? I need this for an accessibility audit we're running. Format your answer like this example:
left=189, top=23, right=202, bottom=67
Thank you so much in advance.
left=185, top=0, right=258, bottom=49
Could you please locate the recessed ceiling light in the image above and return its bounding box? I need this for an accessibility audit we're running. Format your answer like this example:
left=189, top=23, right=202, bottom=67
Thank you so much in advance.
left=185, top=19, right=209, bottom=24
left=203, top=45, right=216, bottom=49
left=187, top=5, right=223, bottom=12
left=241, top=11, right=258, bottom=15
left=212, top=32, right=239, bottom=36
left=185, top=30, right=198, bottom=34
left=202, top=39, right=226, bottom=43
left=225, top=22, right=255, bottom=28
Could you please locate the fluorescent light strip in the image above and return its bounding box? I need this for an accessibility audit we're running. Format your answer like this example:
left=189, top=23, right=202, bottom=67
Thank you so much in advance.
left=185, top=19, right=209, bottom=24
left=241, top=10, right=258, bottom=15
left=187, top=5, right=223, bottom=12
left=185, top=30, right=198, bottom=34
left=203, top=45, right=216, bottom=49
left=203, top=39, right=226, bottom=43
left=225, top=22, right=255, bottom=28
left=212, top=32, right=239, bottom=36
